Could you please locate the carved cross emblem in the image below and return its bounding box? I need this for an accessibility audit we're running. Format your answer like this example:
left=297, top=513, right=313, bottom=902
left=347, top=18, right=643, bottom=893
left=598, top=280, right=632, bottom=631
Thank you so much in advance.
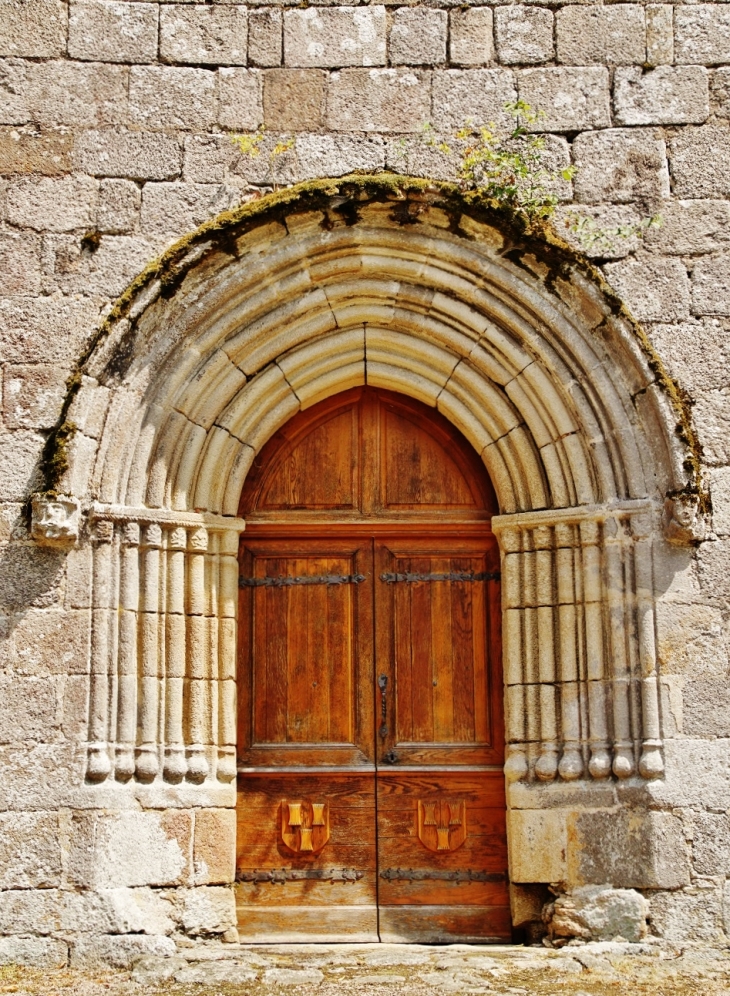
left=417, top=799, right=467, bottom=852
left=280, top=800, right=330, bottom=854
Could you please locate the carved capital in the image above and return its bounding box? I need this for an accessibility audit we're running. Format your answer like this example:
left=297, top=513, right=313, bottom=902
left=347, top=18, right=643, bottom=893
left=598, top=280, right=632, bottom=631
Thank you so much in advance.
left=662, top=495, right=707, bottom=546
left=31, top=494, right=80, bottom=547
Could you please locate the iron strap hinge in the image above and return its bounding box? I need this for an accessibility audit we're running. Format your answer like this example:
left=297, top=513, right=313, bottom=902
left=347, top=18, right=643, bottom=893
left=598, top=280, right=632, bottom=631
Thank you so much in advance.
left=239, top=573, right=367, bottom=589
left=380, top=868, right=506, bottom=883
left=379, top=570, right=500, bottom=584
left=237, top=868, right=364, bottom=883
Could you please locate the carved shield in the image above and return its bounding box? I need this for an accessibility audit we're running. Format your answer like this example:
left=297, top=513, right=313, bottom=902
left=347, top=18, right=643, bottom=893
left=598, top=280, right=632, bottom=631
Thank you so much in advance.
left=417, top=799, right=467, bottom=852
left=280, top=800, right=330, bottom=854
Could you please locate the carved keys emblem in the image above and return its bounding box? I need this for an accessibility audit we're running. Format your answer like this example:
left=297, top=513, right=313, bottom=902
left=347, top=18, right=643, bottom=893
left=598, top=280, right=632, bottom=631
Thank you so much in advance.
left=280, top=800, right=330, bottom=855
left=417, top=799, right=467, bottom=852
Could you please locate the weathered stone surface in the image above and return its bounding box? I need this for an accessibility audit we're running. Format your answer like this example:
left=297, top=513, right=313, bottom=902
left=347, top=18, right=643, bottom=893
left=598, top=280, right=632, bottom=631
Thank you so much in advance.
left=683, top=679, right=730, bottom=737
left=556, top=6, right=645, bottom=67
left=97, top=178, right=141, bottom=234
left=711, top=467, right=730, bottom=537
left=508, top=809, right=567, bottom=883
left=42, top=234, right=154, bottom=298
left=0, top=0, right=67, bottom=59
left=553, top=203, right=644, bottom=260
left=649, top=884, right=727, bottom=945
left=0, top=886, right=175, bottom=936
left=644, top=199, right=730, bottom=254
left=646, top=738, right=730, bottom=810
left=676, top=5, right=730, bottom=67
left=0, top=546, right=65, bottom=612
left=264, top=968, right=325, bottom=986
left=129, top=67, right=217, bottom=132
left=3, top=364, right=67, bottom=430
left=0, top=936, right=67, bottom=968
left=449, top=9, right=493, bottom=68
left=27, top=61, right=129, bottom=129
left=6, top=175, right=97, bottom=233
left=75, top=130, right=182, bottom=181
left=649, top=318, right=730, bottom=394
left=655, top=600, right=729, bottom=680
left=0, top=675, right=58, bottom=744
left=390, top=9, right=447, bottom=67
left=0, top=231, right=42, bottom=295
left=691, top=812, right=730, bottom=876
left=328, top=69, right=431, bottom=132
left=573, top=128, right=669, bottom=205
left=173, top=885, right=236, bottom=935
left=284, top=7, right=386, bottom=68
left=432, top=68, right=515, bottom=130
left=296, top=133, right=385, bottom=179
left=518, top=67, right=610, bottom=132
left=264, top=68, right=323, bottom=131
left=0, top=430, right=44, bottom=501
left=692, top=254, right=730, bottom=317
left=569, top=811, right=689, bottom=890
left=604, top=253, right=689, bottom=322
left=68, top=0, right=159, bottom=65
left=160, top=6, right=248, bottom=66
left=194, top=809, right=236, bottom=885
left=0, top=59, right=29, bottom=125
left=68, top=810, right=193, bottom=889
left=0, top=812, right=61, bottom=888
left=0, top=296, right=97, bottom=364
left=219, top=68, right=263, bottom=130
left=0, top=127, right=72, bottom=177
left=694, top=394, right=730, bottom=466
left=140, top=182, right=240, bottom=245
left=545, top=886, right=649, bottom=944
left=495, top=7, right=554, bottom=66
left=670, top=126, right=730, bottom=198
left=248, top=10, right=282, bottom=68
left=646, top=4, right=673, bottom=68
left=614, top=66, right=709, bottom=126
left=70, top=934, right=177, bottom=970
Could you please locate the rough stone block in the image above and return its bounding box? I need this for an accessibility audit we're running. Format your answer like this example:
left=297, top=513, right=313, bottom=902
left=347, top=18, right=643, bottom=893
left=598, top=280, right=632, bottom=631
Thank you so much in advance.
left=219, top=68, right=263, bottom=131
left=495, top=7, right=554, bottom=66
left=263, top=68, right=324, bottom=131
left=97, top=178, right=141, bottom=234
left=183, top=134, right=234, bottom=184
left=0, top=295, right=97, bottom=364
left=0, top=886, right=175, bottom=936
left=130, top=67, right=217, bottom=132
left=683, top=679, right=730, bottom=737
left=0, top=127, right=72, bottom=177
left=508, top=808, right=567, bottom=883
left=604, top=253, right=689, bottom=323
left=26, top=61, right=129, bottom=130
left=554, top=203, right=645, bottom=260
left=676, top=6, right=730, bottom=66
left=194, top=809, right=236, bottom=885
left=572, top=128, right=669, bottom=205
left=670, top=126, right=730, bottom=199
left=75, top=130, right=182, bottom=181
left=70, top=934, right=177, bottom=970
left=296, top=134, right=385, bottom=180
left=0, top=59, right=29, bottom=125
left=140, top=182, right=241, bottom=246
left=328, top=69, right=431, bottom=133
left=646, top=4, right=673, bottom=67
left=649, top=884, right=727, bottom=945
left=0, top=430, right=44, bottom=502
left=644, top=199, right=730, bottom=255
left=6, top=175, right=97, bottom=233
left=655, top=599, right=729, bottom=680
left=645, top=738, right=730, bottom=810
left=557, top=6, right=646, bottom=67
left=284, top=8, right=386, bottom=68
left=0, top=546, right=65, bottom=613
left=711, top=67, right=730, bottom=118
left=694, top=394, right=730, bottom=466
left=0, top=812, right=61, bottom=889
left=0, top=0, right=66, bottom=58
left=42, top=234, right=154, bottom=299
left=692, top=253, right=730, bottom=317
left=0, top=231, right=41, bottom=295
left=0, top=675, right=58, bottom=744
left=3, top=364, right=67, bottom=430
left=691, top=812, right=730, bottom=876
left=160, top=6, right=248, bottom=66
left=0, top=936, right=67, bottom=969
left=68, top=810, right=193, bottom=889
left=614, top=66, right=709, bottom=127
left=449, top=8, right=493, bottom=68
left=68, top=0, right=159, bottom=64
left=568, top=810, right=689, bottom=890
left=173, top=886, right=236, bottom=936
left=248, top=9, right=282, bottom=68
left=390, top=8, right=447, bottom=67
left=546, top=886, right=648, bottom=944
left=710, top=467, right=730, bottom=537
left=432, top=68, right=515, bottom=130
left=517, top=67, right=610, bottom=132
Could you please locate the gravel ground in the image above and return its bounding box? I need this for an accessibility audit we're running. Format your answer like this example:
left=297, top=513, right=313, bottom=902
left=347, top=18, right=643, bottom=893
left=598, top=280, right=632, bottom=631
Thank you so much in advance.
left=1, top=942, right=729, bottom=996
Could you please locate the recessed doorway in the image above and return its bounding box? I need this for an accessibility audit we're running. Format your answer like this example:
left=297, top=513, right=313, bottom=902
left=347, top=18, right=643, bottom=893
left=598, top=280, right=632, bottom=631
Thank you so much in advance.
left=236, top=388, right=509, bottom=942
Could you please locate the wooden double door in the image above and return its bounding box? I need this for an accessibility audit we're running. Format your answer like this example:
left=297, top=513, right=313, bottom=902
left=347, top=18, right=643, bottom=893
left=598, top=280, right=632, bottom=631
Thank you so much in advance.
left=236, top=389, right=510, bottom=943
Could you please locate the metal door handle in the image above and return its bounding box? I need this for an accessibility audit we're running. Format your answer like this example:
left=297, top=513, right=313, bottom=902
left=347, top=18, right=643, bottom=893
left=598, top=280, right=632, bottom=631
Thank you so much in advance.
left=378, top=674, right=388, bottom=739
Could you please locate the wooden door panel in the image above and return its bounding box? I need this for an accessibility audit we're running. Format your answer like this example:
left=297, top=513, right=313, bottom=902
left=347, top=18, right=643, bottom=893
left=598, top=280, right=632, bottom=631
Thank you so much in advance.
left=378, top=906, right=512, bottom=944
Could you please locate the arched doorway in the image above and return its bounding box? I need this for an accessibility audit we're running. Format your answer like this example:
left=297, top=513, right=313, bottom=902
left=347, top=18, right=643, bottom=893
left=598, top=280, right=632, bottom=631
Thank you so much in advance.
left=235, top=387, right=510, bottom=942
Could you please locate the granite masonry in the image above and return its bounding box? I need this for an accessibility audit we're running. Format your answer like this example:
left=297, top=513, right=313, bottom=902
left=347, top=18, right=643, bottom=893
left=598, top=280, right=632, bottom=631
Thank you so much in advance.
left=0, top=0, right=729, bottom=967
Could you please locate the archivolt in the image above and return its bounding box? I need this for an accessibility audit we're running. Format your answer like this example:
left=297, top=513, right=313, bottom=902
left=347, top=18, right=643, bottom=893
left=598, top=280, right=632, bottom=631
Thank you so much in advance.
left=44, top=177, right=698, bottom=788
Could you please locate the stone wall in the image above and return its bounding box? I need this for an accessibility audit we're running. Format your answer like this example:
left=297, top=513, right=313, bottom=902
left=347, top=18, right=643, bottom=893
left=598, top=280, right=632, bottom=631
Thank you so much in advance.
left=0, top=0, right=729, bottom=962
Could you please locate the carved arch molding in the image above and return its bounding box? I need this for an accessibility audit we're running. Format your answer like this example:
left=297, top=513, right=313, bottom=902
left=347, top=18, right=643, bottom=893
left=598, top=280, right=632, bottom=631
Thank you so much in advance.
left=34, top=177, right=704, bottom=789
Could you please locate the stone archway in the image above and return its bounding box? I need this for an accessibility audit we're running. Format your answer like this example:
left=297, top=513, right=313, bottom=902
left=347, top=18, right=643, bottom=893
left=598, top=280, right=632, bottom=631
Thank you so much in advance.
left=33, top=176, right=703, bottom=897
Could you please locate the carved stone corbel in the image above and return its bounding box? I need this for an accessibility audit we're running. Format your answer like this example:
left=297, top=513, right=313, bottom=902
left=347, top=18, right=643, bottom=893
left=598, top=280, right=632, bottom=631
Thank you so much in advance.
left=31, top=494, right=81, bottom=546
left=662, top=494, right=707, bottom=546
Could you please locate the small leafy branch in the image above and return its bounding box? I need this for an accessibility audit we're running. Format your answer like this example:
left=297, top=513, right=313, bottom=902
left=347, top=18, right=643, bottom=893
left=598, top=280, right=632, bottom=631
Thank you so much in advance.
left=562, top=210, right=662, bottom=256
left=231, top=126, right=295, bottom=163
